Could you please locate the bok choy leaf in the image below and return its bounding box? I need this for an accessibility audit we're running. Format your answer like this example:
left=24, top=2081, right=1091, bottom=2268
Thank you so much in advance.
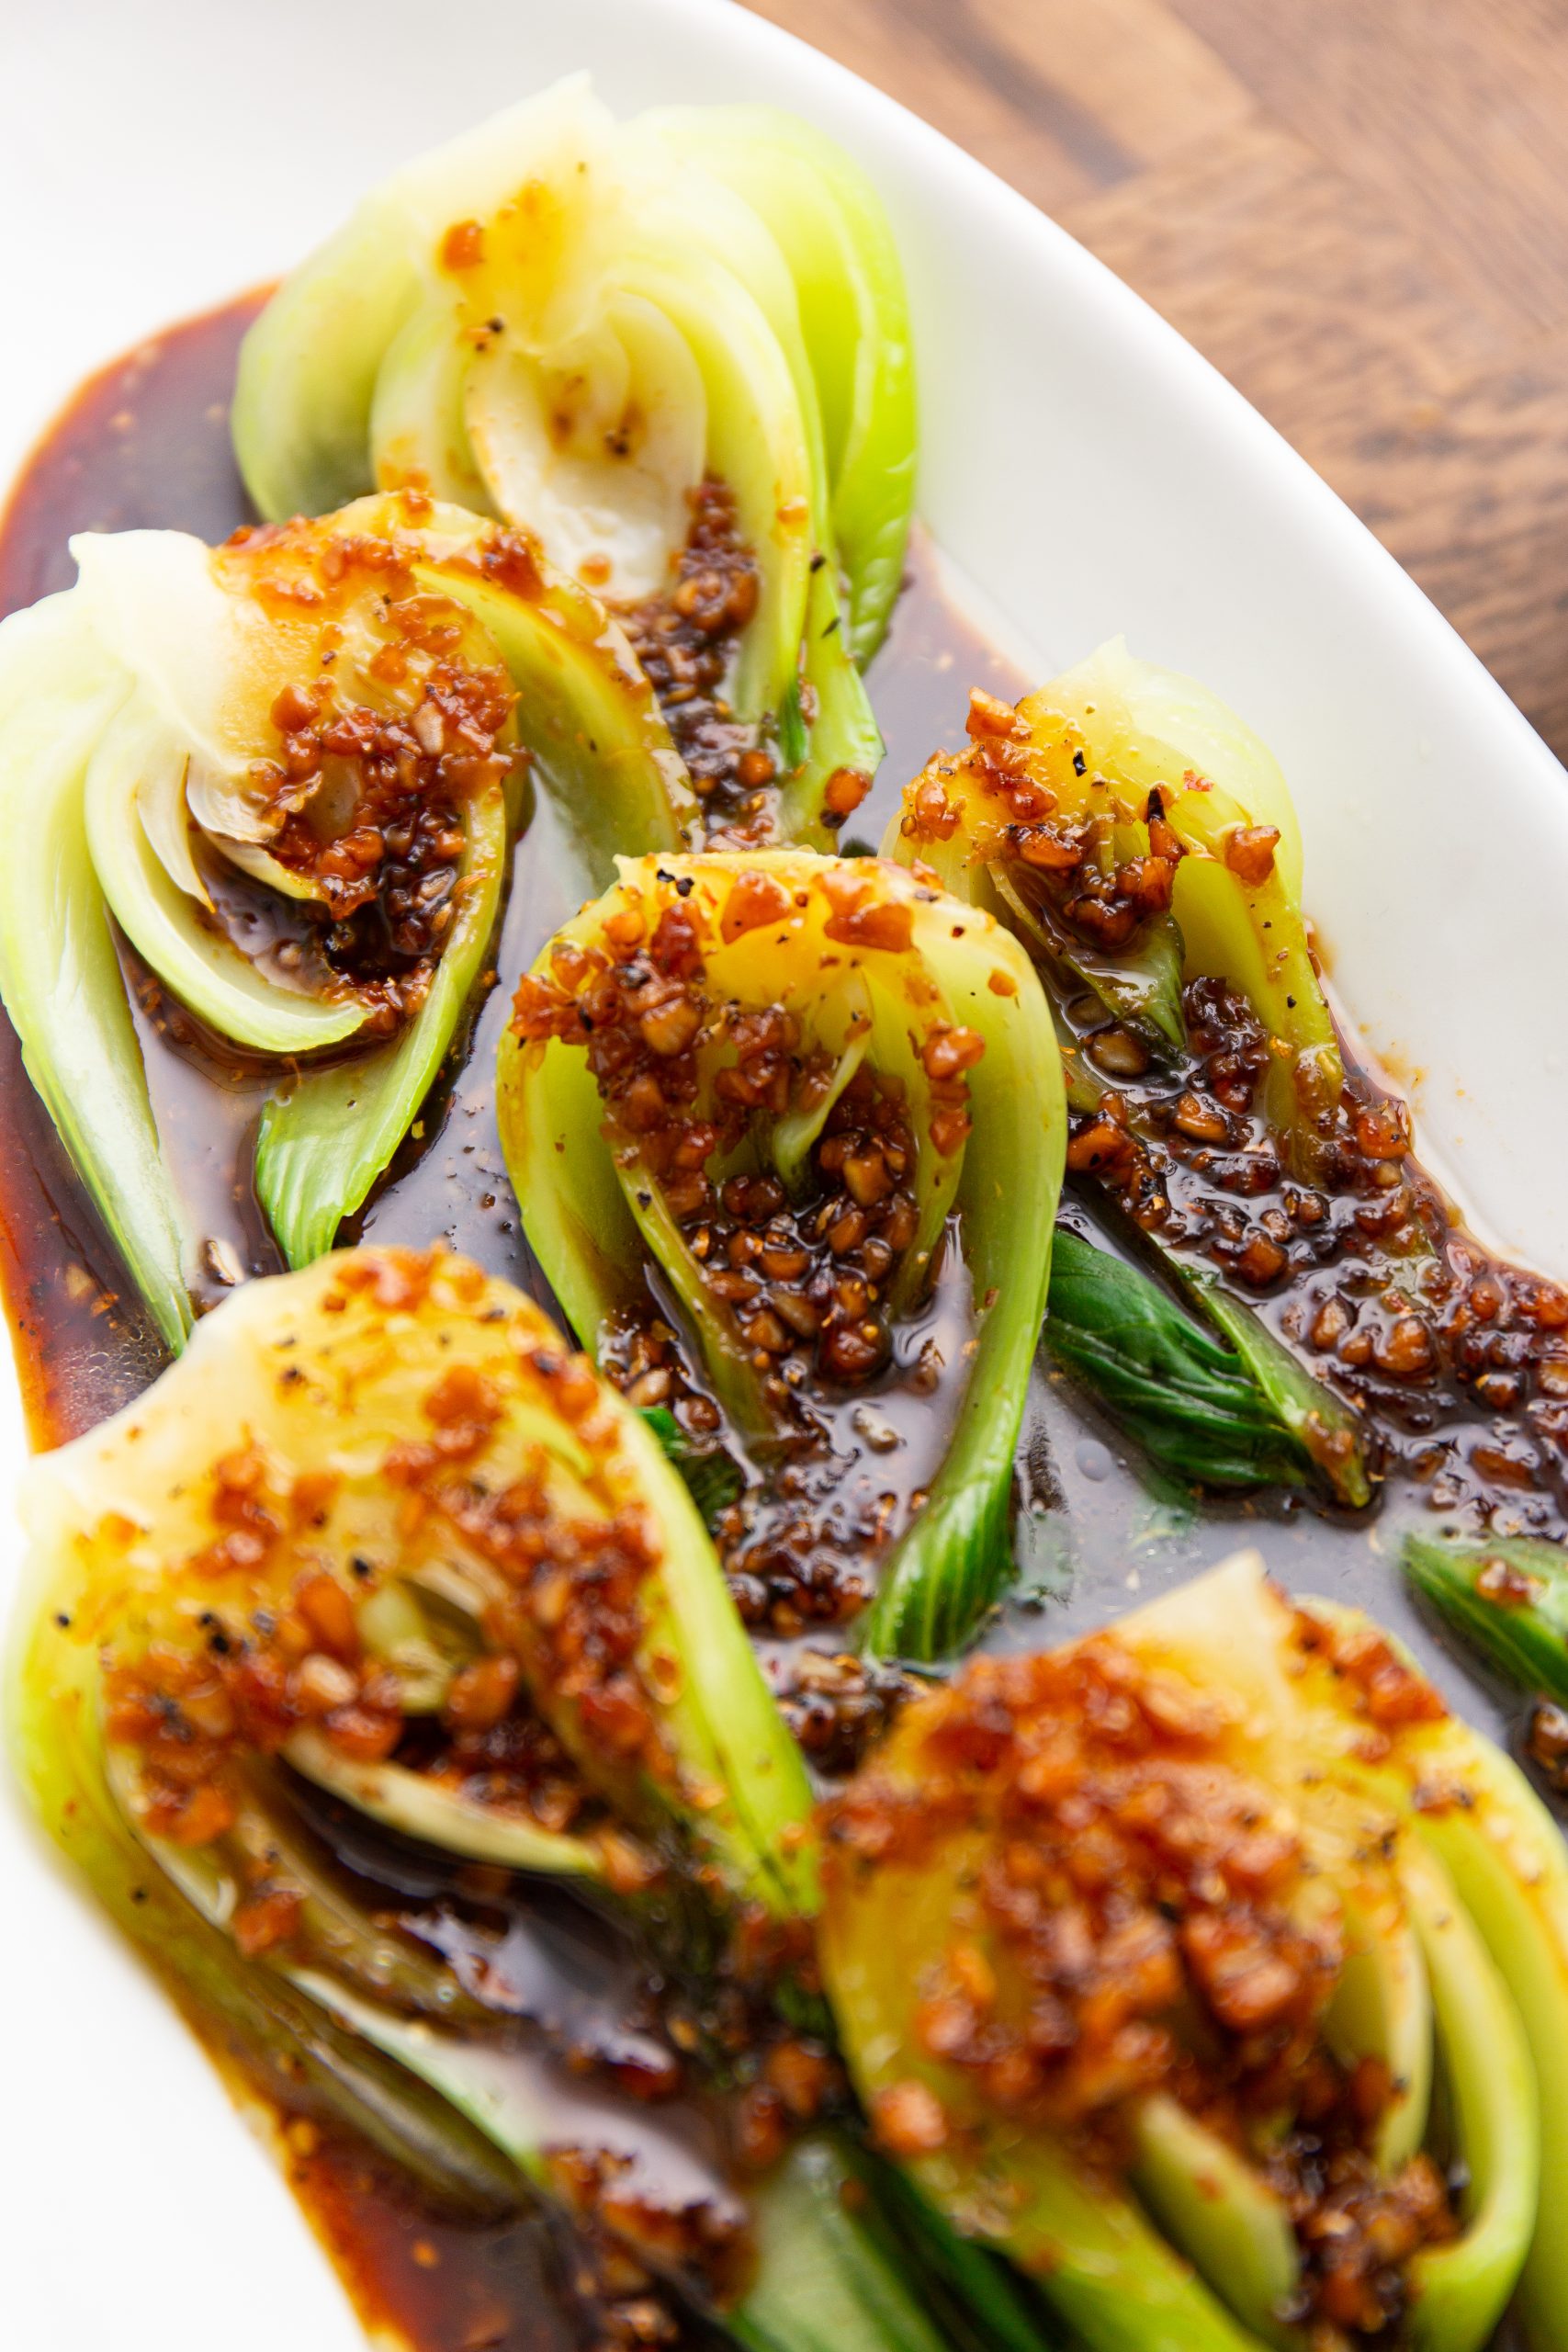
left=1043, top=1228, right=1313, bottom=1491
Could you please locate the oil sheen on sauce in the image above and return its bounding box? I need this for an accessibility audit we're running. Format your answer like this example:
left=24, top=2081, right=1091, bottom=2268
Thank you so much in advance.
left=0, top=294, right=1546, bottom=2352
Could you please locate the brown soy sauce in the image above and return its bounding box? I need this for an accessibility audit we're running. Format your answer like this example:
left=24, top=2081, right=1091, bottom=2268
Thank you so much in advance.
left=0, top=295, right=1543, bottom=2352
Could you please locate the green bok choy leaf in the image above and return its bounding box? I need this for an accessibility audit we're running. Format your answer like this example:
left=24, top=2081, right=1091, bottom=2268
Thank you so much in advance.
left=1043, top=1227, right=1315, bottom=1491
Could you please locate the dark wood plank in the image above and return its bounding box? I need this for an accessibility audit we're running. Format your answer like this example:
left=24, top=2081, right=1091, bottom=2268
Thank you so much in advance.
left=1318, top=334, right=1568, bottom=763
left=1166, top=0, right=1568, bottom=337
left=1056, top=118, right=1504, bottom=448
left=739, top=0, right=1250, bottom=209
left=742, top=0, right=1568, bottom=762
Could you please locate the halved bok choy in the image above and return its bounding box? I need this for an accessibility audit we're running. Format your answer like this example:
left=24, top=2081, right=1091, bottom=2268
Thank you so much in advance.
left=821, top=1550, right=1568, bottom=2352
left=232, top=76, right=917, bottom=842
left=0, top=491, right=695, bottom=1340
left=888, top=640, right=1371, bottom=1506
left=496, top=850, right=1066, bottom=1660
left=7, top=1244, right=998, bottom=2352
left=1404, top=1528, right=1568, bottom=1710
left=890, top=641, right=1333, bottom=1123
left=11, top=1244, right=811, bottom=1905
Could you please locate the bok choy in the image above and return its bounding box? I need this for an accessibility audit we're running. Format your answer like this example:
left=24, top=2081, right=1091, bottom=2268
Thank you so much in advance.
left=888, top=641, right=1371, bottom=1508
left=495, top=850, right=1066, bottom=1660
left=231, top=77, right=916, bottom=842
left=0, top=492, right=695, bottom=1339
left=1404, top=1529, right=1568, bottom=1708
left=821, top=1550, right=1568, bottom=2351
left=8, top=1243, right=987, bottom=2352
left=891, top=639, right=1337, bottom=1134
left=1044, top=1228, right=1316, bottom=1492
left=12, top=1243, right=813, bottom=1905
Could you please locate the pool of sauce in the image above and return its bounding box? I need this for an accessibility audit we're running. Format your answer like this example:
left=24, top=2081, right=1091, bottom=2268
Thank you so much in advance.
left=0, top=293, right=1549, bottom=2352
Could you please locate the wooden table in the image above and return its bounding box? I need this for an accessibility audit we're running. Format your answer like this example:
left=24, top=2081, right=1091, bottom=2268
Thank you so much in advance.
left=743, top=0, right=1568, bottom=762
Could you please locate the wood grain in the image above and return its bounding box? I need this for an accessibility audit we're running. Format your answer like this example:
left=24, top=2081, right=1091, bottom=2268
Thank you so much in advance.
left=741, top=0, right=1568, bottom=762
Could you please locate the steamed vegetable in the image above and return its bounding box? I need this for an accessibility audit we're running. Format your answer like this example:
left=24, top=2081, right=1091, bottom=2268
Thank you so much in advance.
left=0, top=492, right=694, bottom=1335
left=892, top=642, right=1337, bottom=1132
left=0, top=591, right=192, bottom=1346
left=1044, top=1228, right=1315, bottom=1491
left=889, top=643, right=1371, bottom=1508
left=12, top=1244, right=810, bottom=1905
left=821, top=1551, right=1568, bottom=2351
left=8, top=1246, right=975, bottom=2352
left=496, top=849, right=1065, bottom=1660
left=232, top=78, right=915, bottom=842
left=1404, top=1529, right=1568, bottom=1706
